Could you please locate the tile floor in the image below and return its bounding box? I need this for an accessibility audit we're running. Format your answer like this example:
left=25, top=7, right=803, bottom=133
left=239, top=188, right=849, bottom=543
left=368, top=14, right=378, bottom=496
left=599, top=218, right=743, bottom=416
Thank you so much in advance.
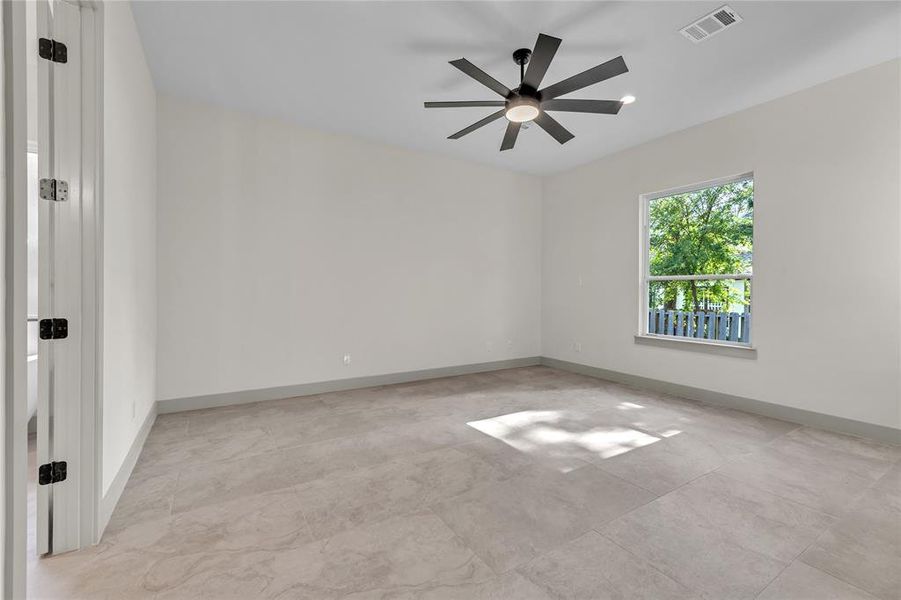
left=27, top=366, right=901, bottom=599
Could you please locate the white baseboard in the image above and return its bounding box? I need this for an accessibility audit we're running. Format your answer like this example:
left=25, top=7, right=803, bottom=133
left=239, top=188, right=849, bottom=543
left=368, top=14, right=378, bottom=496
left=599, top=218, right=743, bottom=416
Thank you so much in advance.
left=541, top=357, right=901, bottom=446
left=153, top=353, right=897, bottom=448
left=157, top=357, right=542, bottom=414
left=98, top=403, right=157, bottom=538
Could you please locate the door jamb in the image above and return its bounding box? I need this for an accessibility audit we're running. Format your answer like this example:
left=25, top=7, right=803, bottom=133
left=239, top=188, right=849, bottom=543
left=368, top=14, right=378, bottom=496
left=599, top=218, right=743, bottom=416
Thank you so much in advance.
left=79, top=0, right=104, bottom=546
left=2, top=0, right=29, bottom=595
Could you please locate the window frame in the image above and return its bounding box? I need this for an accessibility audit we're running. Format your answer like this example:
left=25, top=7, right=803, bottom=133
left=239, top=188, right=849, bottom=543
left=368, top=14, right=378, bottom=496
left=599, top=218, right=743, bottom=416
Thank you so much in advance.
left=637, top=171, right=755, bottom=351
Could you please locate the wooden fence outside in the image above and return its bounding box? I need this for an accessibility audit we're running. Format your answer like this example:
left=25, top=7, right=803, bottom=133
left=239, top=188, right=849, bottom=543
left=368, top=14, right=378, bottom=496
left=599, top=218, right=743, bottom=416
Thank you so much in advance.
left=648, top=310, right=751, bottom=344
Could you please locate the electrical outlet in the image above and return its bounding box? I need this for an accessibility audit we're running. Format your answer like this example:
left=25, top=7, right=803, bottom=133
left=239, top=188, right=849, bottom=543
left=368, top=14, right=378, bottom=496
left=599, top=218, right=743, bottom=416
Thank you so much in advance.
left=572, top=341, right=582, bottom=353
left=343, top=353, right=351, bottom=366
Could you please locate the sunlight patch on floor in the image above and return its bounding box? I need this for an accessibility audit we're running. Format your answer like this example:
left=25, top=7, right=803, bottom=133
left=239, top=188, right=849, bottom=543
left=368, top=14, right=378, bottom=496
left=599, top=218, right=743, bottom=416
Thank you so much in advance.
left=467, top=409, right=666, bottom=467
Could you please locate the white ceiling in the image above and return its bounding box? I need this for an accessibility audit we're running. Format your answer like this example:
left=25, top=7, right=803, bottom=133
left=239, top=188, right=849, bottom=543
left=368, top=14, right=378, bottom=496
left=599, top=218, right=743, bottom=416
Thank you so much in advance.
left=131, top=1, right=900, bottom=176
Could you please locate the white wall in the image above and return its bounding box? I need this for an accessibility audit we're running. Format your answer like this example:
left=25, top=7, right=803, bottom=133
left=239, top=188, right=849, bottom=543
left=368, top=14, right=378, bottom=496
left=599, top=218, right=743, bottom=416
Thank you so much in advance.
left=156, top=96, right=542, bottom=402
left=101, top=2, right=157, bottom=494
left=542, top=60, right=901, bottom=430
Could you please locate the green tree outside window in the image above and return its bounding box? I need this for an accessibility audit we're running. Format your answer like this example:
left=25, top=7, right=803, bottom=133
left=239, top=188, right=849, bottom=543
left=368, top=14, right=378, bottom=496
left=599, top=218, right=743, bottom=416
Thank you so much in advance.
left=648, top=179, right=753, bottom=313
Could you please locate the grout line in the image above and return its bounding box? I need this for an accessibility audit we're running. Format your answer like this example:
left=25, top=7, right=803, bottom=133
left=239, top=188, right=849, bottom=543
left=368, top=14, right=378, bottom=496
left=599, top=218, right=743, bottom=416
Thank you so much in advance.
left=593, top=528, right=705, bottom=597
left=793, top=558, right=884, bottom=599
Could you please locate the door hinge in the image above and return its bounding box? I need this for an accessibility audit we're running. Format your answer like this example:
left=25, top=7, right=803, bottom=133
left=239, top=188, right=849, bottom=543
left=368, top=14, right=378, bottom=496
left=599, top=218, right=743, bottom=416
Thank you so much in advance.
left=39, top=178, right=68, bottom=202
left=39, top=318, right=68, bottom=340
left=38, top=38, right=67, bottom=63
left=38, top=461, right=67, bottom=485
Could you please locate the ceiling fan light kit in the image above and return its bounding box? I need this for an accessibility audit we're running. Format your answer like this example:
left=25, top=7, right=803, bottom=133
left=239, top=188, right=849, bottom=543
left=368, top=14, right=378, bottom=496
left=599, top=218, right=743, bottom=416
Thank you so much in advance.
left=505, top=96, right=540, bottom=123
left=424, top=33, right=629, bottom=151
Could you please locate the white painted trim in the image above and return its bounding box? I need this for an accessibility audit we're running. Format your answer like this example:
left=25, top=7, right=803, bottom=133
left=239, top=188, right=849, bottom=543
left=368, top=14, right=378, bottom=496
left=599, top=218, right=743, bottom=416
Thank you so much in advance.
left=78, top=0, right=102, bottom=548
left=2, top=0, right=29, bottom=595
left=158, top=357, right=542, bottom=414
left=97, top=402, right=154, bottom=538
left=648, top=274, right=751, bottom=282
left=33, top=0, right=102, bottom=555
left=541, top=357, right=900, bottom=446
left=641, top=171, right=755, bottom=202
left=638, top=171, right=755, bottom=343
left=634, top=333, right=755, bottom=356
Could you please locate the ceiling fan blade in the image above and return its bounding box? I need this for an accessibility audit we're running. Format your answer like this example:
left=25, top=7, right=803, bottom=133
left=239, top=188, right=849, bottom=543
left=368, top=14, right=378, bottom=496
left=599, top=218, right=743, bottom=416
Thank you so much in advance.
left=424, top=101, right=506, bottom=108
left=448, top=109, right=506, bottom=139
left=449, top=58, right=512, bottom=97
left=500, top=121, right=521, bottom=151
left=534, top=112, right=574, bottom=145
left=539, top=56, right=628, bottom=100
left=521, top=33, right=562, bottom=91
left=541, top=99, right=623, bottom=114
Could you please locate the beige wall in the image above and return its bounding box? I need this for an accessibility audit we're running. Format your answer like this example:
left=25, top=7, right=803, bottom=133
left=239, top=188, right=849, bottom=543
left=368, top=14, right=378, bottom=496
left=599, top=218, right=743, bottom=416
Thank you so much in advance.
left=102, top=2, right=158, bottom=494
left=156, top=95, right=542, bottom=402
left=542, top=60, right=901, bottom=429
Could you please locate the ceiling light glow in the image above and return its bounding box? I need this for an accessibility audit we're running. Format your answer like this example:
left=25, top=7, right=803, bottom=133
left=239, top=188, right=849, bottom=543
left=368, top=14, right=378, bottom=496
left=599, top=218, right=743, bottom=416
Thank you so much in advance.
left=620, top=95, right=636, bottom=105
left=505, top=96, right=541, bottom=123
left=506, top=104, right=540, bottom=123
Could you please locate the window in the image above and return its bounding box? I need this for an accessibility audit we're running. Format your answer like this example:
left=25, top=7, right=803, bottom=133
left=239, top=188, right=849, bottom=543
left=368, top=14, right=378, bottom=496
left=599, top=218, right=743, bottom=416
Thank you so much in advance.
left=640, top=174, right=753, bottom=347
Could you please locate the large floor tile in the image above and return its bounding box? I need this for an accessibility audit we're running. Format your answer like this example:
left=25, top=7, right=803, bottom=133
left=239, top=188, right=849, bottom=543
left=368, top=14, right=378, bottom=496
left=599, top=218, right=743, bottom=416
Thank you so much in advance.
left=673, top=473, right=835, bottom=562
left=681, top=406, right=799, bottom=455
left=139, top=489, right=314, bottom=597
left=105, top=472, right=177, bottom=533
left=35, top=490, right=311, bottom=599
left=757, top=562, right=879, bottom=600
left=170, top=449, right=305, bottom=513
left=294, top=446, right=506, bottom=540
left=153, top=512, right=494, bottom=599
left=431, top=464, right=655, bottom=573
left=389, top=572, right=553, bottom=600
left=184, top=396, right=333, bottom=435
left=134, top=426, right=277, bottom=480
left=800, top=465, right=901, bottom=600
left=40, top=518, right=173, bottom=600
left=592, top=432, right=729, bottom=494
left=393, top=416, right=490, bottom=449
left=268, top=405, right=416, bottom=447
left=784, top=427, right=901, bottom=464
left=518, top=531, right=695, bottom=599
left=716, top=427, right=896, bottom=517
left=455, top=436, right=590, bottom=476
left=279, top=436, right=363, bottom=481
left=147, top=414, right=189, bottom=443
left=600, top=471, right=831, bottom=598
left=167, top=487, right=313, bottom=553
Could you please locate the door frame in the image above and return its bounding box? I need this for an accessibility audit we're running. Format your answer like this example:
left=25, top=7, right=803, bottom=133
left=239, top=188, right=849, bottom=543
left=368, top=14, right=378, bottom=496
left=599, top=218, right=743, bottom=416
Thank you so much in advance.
left=39, top=0, right=104, bottom=553
left=3, top=0, right=103, bottom=591
left=79, top=0, right=104, bottom=549
left=70, top=0, right=103, bottom=552
left=3, top=0, right=30, bottom=596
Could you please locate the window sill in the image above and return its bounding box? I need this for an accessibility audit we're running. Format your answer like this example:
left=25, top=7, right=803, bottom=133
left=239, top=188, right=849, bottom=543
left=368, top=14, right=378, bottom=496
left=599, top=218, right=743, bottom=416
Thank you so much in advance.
left=634, top=334, right=757, bottom=359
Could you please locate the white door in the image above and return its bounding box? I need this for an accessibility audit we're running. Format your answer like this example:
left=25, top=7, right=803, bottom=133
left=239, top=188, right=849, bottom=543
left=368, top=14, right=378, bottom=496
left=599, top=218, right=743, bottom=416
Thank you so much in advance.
left=35, top=0, right=83, bottom=555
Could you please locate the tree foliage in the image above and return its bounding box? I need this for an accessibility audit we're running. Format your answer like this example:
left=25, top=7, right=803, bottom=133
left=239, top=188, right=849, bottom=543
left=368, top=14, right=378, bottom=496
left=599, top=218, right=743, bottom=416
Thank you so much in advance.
left=649, top=180, right=753, bottom=312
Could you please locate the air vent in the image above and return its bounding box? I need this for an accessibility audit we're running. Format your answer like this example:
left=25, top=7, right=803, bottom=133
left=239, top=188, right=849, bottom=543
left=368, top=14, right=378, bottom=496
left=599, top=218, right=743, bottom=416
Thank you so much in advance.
left=680, top=5, right=742, bottom=43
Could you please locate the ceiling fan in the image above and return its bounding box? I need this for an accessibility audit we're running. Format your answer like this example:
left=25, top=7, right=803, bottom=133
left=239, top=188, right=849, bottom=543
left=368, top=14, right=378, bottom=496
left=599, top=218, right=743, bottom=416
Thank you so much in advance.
left=424, top=33, right=629, bottom=151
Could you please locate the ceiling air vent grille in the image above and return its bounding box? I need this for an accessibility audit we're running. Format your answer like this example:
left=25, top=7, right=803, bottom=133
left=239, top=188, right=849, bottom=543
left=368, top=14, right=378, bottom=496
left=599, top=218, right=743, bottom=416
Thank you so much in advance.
left=680, top=5, right=742, bottom=43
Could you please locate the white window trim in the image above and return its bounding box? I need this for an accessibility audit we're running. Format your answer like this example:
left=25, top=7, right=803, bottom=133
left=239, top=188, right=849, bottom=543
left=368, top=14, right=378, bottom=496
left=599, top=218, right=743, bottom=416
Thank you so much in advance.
left=637, top=172, right=755, bottom=353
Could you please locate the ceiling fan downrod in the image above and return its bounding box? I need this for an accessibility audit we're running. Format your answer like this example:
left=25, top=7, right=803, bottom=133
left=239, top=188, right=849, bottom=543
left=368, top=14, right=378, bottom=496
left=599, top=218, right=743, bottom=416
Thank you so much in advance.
left=512, top=48, right=532, bottom=84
